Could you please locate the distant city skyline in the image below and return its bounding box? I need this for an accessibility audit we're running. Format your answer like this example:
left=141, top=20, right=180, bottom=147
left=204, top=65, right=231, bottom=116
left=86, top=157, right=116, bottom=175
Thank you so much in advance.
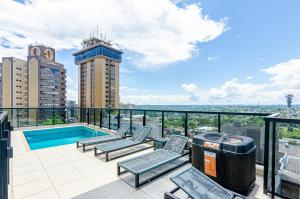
left=0, top=0, right=300, bottom=105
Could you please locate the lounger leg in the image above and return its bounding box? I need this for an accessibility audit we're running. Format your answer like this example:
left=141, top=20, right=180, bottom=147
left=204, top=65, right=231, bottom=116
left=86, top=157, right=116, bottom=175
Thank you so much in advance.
left=94, top=147, right=97, bottom=156
left=135, top=174, right=140, bottom=188
left=105, top=152, right=109, bottom=162
left=76, top=142, right=79, bottom=148
left=83, top=144, right=86, bottom=152
left=117, top=165, right=120, bottom=176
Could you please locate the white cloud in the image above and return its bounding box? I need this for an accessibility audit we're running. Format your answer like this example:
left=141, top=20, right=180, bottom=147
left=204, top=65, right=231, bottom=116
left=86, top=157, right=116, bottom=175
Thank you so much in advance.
left=180, top=59, right=300, bottom=104
left=262, top=59, right=300, bottom=90
left=0, top=0, right=226, bottom=68
left=246, top=76, right=253, bottom=80
left=122, top=58, right=300, bottom=105
left=207, top=55, right=219, bottom=61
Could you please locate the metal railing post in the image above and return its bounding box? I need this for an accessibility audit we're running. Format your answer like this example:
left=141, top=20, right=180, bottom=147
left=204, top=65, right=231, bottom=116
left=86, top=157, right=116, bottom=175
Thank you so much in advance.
left=108, top=108, right=111, bottom=130
left=130, top=109, right=133, bottom=134
left=218, top=113, right=221, bottom=132
left=143, top=111, right=146, bottom=126
left=87, top=108, right=90, bottom=125
left=100, top=108, right=103, bottom=128
left=118, top=110, right=121, bottom=129
left=271, top=121, right=276, bottom=198
left=17, top=108, right=20, bottom=128
left=263, top=120, right=270, bottom=194
left=185, top=112, right=188, bottom=137
left=94, top=108, right=96, bottom=126
left=162, top=111, right=164, bottom=138
left=52, top=107, right=55, bottom=125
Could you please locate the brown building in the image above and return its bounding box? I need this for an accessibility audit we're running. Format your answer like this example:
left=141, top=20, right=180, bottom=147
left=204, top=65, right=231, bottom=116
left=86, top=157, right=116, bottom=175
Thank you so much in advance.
left=0, top=57, right=28, bottom=108
left=0, top=45, right=66, bottom=108
left=73, top=37, right=122, bottom=108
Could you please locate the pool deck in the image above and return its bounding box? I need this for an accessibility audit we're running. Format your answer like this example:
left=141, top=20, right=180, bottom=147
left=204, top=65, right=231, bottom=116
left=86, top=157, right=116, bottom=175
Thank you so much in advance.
left=10, top=125, right=269, bottom=199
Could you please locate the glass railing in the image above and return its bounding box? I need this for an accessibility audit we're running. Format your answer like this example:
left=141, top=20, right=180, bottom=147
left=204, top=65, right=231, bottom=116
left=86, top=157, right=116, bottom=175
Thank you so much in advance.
left=264, top=114, right=300, bottom=199
left=0, top=107, right=269, bottom=165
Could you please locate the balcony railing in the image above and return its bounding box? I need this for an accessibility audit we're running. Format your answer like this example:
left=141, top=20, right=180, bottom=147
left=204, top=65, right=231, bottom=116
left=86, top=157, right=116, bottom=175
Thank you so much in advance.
left=1, top=107, right=300, bottom=199
left=1, top=107, right=269, bottom=165
left=264, top=114, right=300, bottom=199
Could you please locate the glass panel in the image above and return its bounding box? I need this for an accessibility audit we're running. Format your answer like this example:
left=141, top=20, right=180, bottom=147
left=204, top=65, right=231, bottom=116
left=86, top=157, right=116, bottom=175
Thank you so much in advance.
left=274, top=122, right=300, bottom=199
left=221, top=115, right=265, bottom=164
left=145, top=111, right=162, bottom=139
left=95, top=108, right=101, bottom=127
left=54, top=108, right=65, bottom=125
left=19, top=108, right=29, bottom=127
left=164, top=112, right=185, bottom=137
left=132, top=110, right=144, bottom=134
left=28, top=108, right=37, bottom=126
left=188, top=113, right=218, bottom=137
left=66, top=107, right=78, bottom=124
left=110, top=109, right=119, bottom=130
left=36, top=108, right=53, bottom=126
left=89, top=108, right=95, bottom=125
left=81, top=108, right=88, bottom=123
left=120, top=109, right=131, bottom=134
left=102, top=109, right=109, bottom=129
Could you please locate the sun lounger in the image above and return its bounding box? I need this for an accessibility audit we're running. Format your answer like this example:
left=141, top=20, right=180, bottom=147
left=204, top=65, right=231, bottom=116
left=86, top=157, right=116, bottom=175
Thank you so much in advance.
left=164, top=167, right=246, bottom=199
left=76, top=125, right=129, bottom=152
left=94, top=126, right=152, bottom=161
left=117, top=135, right=189, bottom=188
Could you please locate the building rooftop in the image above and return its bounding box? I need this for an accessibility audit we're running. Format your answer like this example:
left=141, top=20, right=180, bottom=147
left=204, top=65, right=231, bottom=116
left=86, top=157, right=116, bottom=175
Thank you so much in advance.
left=10, top=124, right=267, bottom=199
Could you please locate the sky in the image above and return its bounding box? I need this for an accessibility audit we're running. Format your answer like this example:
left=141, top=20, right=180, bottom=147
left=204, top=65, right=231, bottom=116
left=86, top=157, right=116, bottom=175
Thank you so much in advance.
left=1, top=0, right=300, bottom=105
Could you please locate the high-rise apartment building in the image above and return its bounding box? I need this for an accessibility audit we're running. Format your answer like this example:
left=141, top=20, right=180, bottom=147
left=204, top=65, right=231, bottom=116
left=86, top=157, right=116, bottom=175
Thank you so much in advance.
left=73, top=37, right=122, bottom=108
left=0, top=57, right=28, bottom=108
left=0, top=45, right=66, bottom=108
left=27, top=45, right=66, bottom=108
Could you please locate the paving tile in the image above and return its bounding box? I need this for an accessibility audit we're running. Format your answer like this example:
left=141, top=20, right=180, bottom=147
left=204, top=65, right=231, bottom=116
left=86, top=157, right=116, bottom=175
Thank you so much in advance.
left=49, top=170, right=83, bottom=185
left=13, top=178, right=53, bottom=199
left=122, top=190, right=153, bottom=199
left=41, top=156, right=70, bottom=168
left=45, top=163, right=76, bottom=176
left=55, top=179, right=95, bottom=199
left=22, top=188, right=60, bottom=199
left=71, top=158, right=99, bottom=169
left=87, top=172, right=118, bottom=188
left=13, top=162, right=44, bottom=176
left=13, top=169, right=48, bottom=187
left=100, top=180, right=135, bottom=199
left=141, top=178, right=177, bottom=199
left=78, top=163, right=107, bottom=177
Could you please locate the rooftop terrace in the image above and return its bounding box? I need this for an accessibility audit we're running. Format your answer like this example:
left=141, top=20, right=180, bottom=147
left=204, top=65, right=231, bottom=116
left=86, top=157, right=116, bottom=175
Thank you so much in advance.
left=0, top=108, right=299, bottom=199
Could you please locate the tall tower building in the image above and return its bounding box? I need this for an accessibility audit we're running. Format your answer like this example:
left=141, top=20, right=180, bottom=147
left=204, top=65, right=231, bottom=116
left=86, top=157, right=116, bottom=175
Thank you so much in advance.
left=73, top=37, right=122, bottom=108
left=0, top=57, right=28, bottom=108
left=27, top=45, right=66, bottom=108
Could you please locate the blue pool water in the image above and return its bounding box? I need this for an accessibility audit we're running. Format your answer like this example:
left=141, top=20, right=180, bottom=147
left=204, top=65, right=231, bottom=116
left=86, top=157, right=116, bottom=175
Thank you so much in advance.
left=23, top=126, right=108, bottom=150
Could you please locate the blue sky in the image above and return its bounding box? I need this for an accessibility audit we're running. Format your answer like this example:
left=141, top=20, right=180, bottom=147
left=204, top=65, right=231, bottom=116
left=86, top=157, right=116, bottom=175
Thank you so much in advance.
left=1, top=0, right=300, bottom=104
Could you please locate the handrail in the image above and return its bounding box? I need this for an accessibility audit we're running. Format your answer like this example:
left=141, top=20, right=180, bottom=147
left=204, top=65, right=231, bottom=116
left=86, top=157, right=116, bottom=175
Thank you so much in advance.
left=1, top=107, right=271, bottom=116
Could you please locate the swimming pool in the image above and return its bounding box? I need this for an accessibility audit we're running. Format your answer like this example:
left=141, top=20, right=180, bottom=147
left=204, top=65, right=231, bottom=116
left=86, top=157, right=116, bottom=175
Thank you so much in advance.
left=23, top=126, right=108, bottom=150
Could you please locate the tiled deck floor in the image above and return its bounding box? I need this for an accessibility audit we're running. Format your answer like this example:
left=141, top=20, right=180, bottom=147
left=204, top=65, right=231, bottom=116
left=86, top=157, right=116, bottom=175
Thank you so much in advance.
left=10, top=128, right=268, bottom=199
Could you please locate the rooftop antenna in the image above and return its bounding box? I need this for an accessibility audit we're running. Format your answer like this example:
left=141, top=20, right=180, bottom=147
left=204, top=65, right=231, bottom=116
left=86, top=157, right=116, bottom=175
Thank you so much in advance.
left=97, top=25, right=99, bottom=38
